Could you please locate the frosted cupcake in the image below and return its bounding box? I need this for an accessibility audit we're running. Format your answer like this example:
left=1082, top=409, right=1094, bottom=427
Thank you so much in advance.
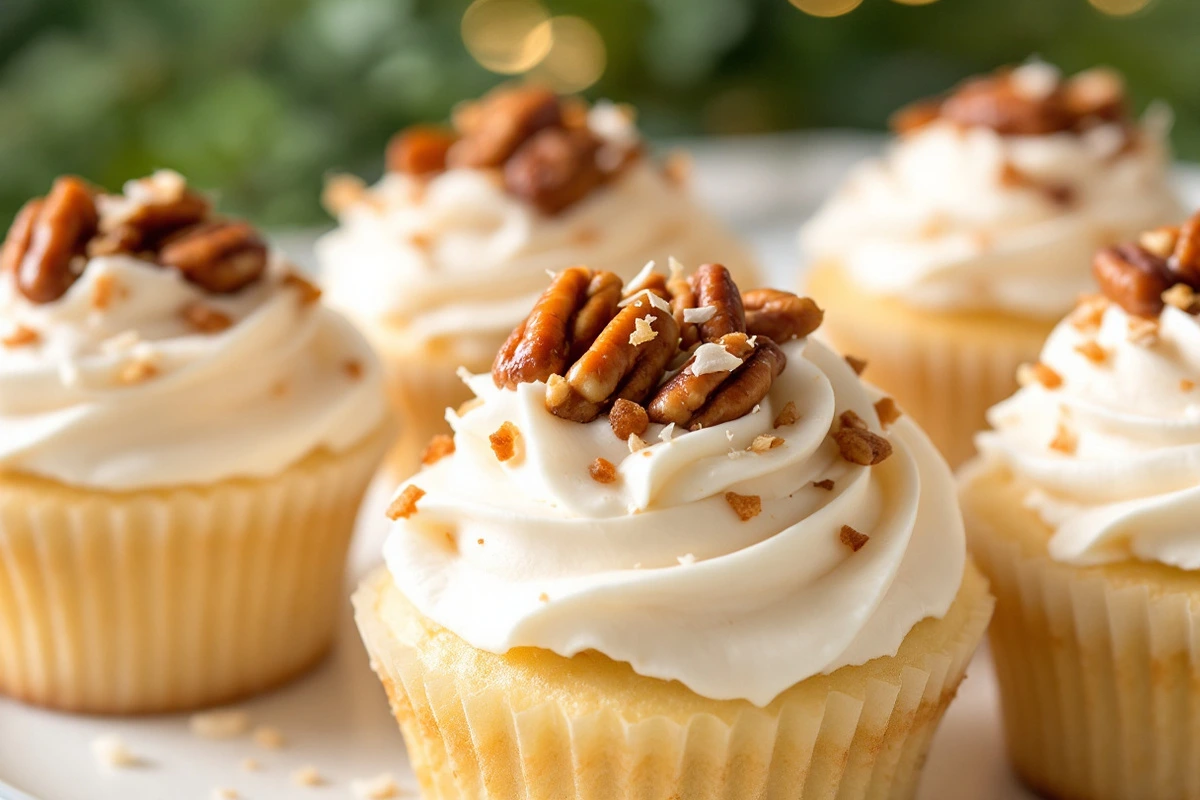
left=962, top=210, right=1200, bottom=798
left=354, top=261, right=992, bottom=798
left=802, top=62, right=1181, bottom=467
left=0, top=171, right=389, bottom=713
left=317, top=84, right=758, bottom=480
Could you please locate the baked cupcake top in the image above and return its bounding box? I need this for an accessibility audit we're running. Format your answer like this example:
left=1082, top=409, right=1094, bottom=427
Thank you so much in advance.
left=0, top=171, right=387, bottom=490
left=801, top=61, right=1181, bottom=319
left=976, top=210, right=1200, bottom=568
left=382, top=261, right=965, bottom=706
left=316, top=85, right=752, bottom=360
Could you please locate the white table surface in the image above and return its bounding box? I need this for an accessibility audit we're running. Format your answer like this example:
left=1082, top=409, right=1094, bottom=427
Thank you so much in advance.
left=6, top=131, right=1195, bottom=800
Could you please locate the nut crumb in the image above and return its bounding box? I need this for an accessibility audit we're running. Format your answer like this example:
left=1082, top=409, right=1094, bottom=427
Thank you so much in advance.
left=1127, top=317, right=1160, bottom=346
left=874, top=397, right=901, bottom=428
left=1182, top=379, right=1195, bottom=392
left=1050, top=422, right=1078, bottom=455
left=91, top=273, right=123, bottom=310
left=182, top=302, right=233, bottom=334
left=749, top=434, right=784, bottom=453
left=408, top=232, right=433, bottom=251
left=1069, top=294, right=1109, bottom=331
left=489, top=421, right=521, bottom=462
left=351, top=773, right=403, bottom=799
left=1140, top=226, right=1179, bottom=257
left=627, top=433, right=648, bottom=453
left=609, top=398, right=649, bottom=441
left=1074, top=340, right=1108, bottom=364
left=386, top=485, right=426, bottom=520
left=190, top=709, right=249, bottom=739
left=92, top=734, right=140, bottom=769
left=292, top=765, right=324, bottom=787
left=343, top=359, right=364, bottom=380
left=813, top=479, right=835, bottom=491
left=724, top=491, right=762, bottom=521
left=1163, top=283, right=1197, bottom=312
left=118, top=358, right=159, bottom=385
left=834, top=411, right=892, bottom=465
left=589, top=457, right=618, bottom=484
left=1018, top=362, right=1063, bottom=390
left=2, top=324, right=39, bottom=348
left=212, top=789, right=239, bottom=800
left=421, top=434, right=455, bottom=465
left=282, top=272, right=323, bottom=305
left=774, top=401, right=800, bottom=428
left=322, top=173, right=368, bottom=214
left=253, top=725, right=286, bottom=750
left=839, top=525, right=869, bottom=552
left=538, top=592, right=549, bottom=603
left=845, top=355, right=868, bottom=376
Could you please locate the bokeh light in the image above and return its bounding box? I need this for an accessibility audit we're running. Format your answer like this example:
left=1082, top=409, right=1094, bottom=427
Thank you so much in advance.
left=891, top=0, right=942, bottom=6
left=461, top=0, right=553, bottom=75
left=788, top=0, right=864, bottom=18
left=1088, top=0, right=1153, bottom=14
left=528, top=16, right=607, bottom=93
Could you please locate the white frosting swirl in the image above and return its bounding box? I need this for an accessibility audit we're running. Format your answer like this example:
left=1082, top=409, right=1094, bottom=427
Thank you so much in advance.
left=383, top=337, right=965, bottom=705
left=317, top=105, right=755, bottom=362
left=801, top=114, right=1180, bottom=318
left=976, top=301, right=1200, bottom=568
left=0, top=255, right=388, bottom=490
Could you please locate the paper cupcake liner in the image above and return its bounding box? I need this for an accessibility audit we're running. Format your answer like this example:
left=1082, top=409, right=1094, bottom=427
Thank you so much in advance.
left=807, top=262, right=1054, bottom=469
left=0, top=428, right=387, bottom=714
left=966, top=470, right=1200, bottom=800
left=354, top=563, right=993, bottom=800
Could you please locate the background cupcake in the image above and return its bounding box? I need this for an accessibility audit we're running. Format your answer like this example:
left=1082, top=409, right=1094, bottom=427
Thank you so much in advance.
left=802, top=61, right=1181, bottom=467
left=0, top=171, right=390, bottom=713
left=316, top=84, right=759, bottom=481
left=355, top=263, right=992, bottom=799
left=962, top=211, right=1200, bottom=798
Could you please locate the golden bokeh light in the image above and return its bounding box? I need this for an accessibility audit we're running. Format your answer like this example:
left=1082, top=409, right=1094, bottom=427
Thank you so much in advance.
left=1087, top=0, right=1152, bottom=14
left=528, top=16, right=607, bottom=93
left=461, top=0, right=553, bottom=75
left=788, top=0, right=864, bottom=17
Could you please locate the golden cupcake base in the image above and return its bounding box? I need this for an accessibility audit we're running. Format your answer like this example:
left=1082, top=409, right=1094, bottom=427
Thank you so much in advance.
left=963, top=462, right=1200, bottom=800
left=353, top=561, right=993, bottom=800
left=0, top=426, right=388, bottom=714
left=807, top=262, right=1055, bottom=469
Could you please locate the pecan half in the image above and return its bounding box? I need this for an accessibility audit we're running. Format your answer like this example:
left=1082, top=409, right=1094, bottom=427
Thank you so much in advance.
left=504, top=127, right=604, bottom=215
left=493, top=267, right=623, bottom=388
left=690, top=263, right=745, bottom=342
left=1092, top=243, right=1171, bottom=318
left=90, top=190, right=210, bottom=257
left=646, top=332, right=756, bottom=426
left=940, top=72, right=1072, bottom=135
left=1062, top=67, right=1126, bottom=123
left=889, top=99, right=943, bottom=135
left=159, top=220, right=268, bottom=294
left=546, top=302, right=680, bottom=422
left=8, top=177, right=98, bottom=303
left=666, top=262, right=699, bottom=348
left=743, top=289, right=823, bottom=342
left=386, top=126, right=456, bottom=175
left=448, top=85, right=562, bottom=169
left=1170, top=212, right=1200, bottom=285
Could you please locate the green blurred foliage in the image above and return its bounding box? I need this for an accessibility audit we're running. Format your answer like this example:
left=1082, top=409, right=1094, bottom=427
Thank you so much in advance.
left=0, top=0, right=1195, bottom=226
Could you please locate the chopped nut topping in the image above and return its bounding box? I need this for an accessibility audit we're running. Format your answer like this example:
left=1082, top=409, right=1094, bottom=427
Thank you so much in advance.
left=489, top=421, right=521, bottom=462
left=538, top=592, right=550, bottom=602
left=386, top=125, right=455, bottom=175
left=1140, top=226, right=1178, bottom=258
left=292, top=765, right=324, bottom=788
left=589, top=457, right=618, bottom=483
left=190, top=709, right=249, bottom=739
left=1018, top=362, right=1063, bottom=390
left=343, top=359, right=364, bottom=380
left=1163, top=283, right=1197, bottom=312
left=774, top=401, right=800, bottom=428
left=91, top=272, right=123, bottom=310
left=834, top=411, right=893, bottom=466
left=874, top=397, right=902, bottom=428
left=845, top=355, right=868, bottom=375
left=724, top=491, right=762, bottom=521
left=1183, top=379, right=1196, bottom=392
left=839, top=525, right=869, bottom=552
left=421, top=434, right=455, bottom=465
left=1074, top=340, right=1108, bottom=364
left=1, top=324, right=39, bottom=348
left=742, top=289, right=823, bottom=342
left=749, top=434, right=784, bottom=453
left=182, top=301, right=233, bottom=334
left=322, top=173, right=368, bottom=215
left=1127, top=317, right=1160, bottom=346
left=282, top=272, right=323, bottom=305
left=1050, top=421, right=1078, bottom=455
left=609, top=398, right=649, bottom=441
left=1092, top=243, right=1170, bottom=318
left=386, top=485, right=426, bottom=520
left=813, top=479, right=835, bottom=491
left=118, top=358, right=159, bottom=385
left=252, top=726, right=285, bottom=750
left=629, top=314, right=659, bottom=346
left=1070, top=294, right=1110, bottom=331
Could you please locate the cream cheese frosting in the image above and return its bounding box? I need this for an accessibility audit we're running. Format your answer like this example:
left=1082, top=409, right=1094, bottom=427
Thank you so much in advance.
left=382, top=336, right=965, bottom=706
left=976, top=300, right=1200, bottom=568
left=0, top=254, right=388, bottom=490
left=317, top=104, right=755, bottom=362
left=801, top=71, right=1181, bottom=319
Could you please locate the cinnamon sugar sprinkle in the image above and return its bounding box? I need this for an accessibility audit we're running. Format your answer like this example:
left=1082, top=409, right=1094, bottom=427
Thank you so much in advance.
left=724, top=491, right=761, bottom=521
left=386, top=485, right=425, bottom=520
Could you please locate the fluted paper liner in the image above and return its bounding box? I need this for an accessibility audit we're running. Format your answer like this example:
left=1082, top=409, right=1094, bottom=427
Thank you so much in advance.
left=0, top=427, right=387, bottom=714
left=807, top=262, right=1054, bottom=469
left=353, top=562, right=993, bottom=800
left=964, top=464, right=1200, bottom=800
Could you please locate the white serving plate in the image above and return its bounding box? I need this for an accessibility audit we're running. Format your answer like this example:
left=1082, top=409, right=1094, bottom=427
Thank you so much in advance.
left=5, top=134, right=1197, bottom=800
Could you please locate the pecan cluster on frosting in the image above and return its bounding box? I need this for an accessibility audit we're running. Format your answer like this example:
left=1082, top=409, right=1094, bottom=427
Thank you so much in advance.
left=891, top=64, right=1129, bottom=138
left=493, top=262, right=823, bottom=432
left=1, top=171, right=267, bottom=304
left=1091, top=210, right=1200, bottom=318
left=385, top=85, right=641, bottom=215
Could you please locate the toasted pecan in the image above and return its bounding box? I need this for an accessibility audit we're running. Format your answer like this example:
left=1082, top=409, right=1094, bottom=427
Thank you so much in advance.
left=159, top=220, right=268, bottom=294
left=646, top=332, right=756, bottom=426
left=505, top=127, right=605, bottom=214
left=7, top=177, right=98, bottom=303
left=569, top=270, right=623, bottom=362
left=689, top=263, right=745, bottom=341
left=1092, top=243, right=1171, bottom=318
left=449, top=85, right=562, bottom=169
left=743, top=289, right=823, bottom=342
left=386, top=126, right=456, bottom=175
left=940, top=71, right=1073, bottom=135
left=688, top=339, right=787, bottom=430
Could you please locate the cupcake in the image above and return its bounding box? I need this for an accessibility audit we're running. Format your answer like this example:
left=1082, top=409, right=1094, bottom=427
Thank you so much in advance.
left=962, top=210, right=1200, bottom=798
left=802, top=61, right=1181, bottom=468
left=354, top=261, right=992, bottom=798
left=317, top=84, right=759, bottom=481
left=0, top=171, right=390, bottom=713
